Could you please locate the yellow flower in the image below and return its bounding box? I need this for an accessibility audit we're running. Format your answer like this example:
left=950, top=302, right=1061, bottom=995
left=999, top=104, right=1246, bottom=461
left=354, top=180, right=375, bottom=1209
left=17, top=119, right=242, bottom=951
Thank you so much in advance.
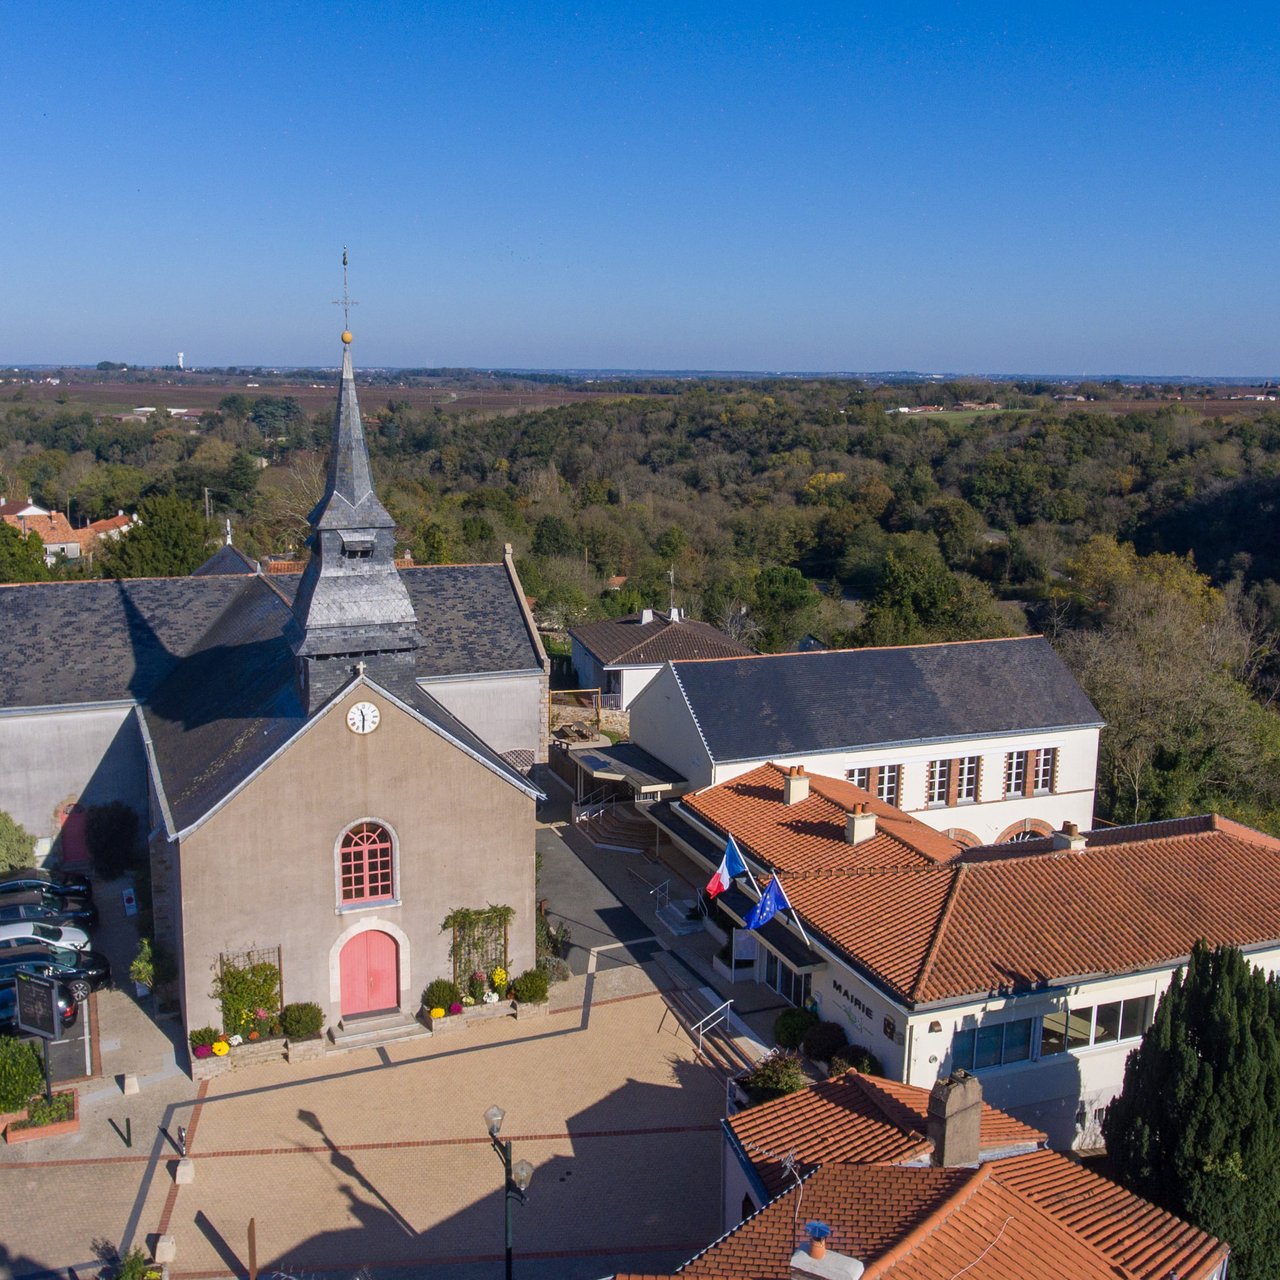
left=212, top=1040, right=230, bottom=1056
left=429, top=1007, right=445, bottom=1020
left=492, top=966, right=508, bottom=986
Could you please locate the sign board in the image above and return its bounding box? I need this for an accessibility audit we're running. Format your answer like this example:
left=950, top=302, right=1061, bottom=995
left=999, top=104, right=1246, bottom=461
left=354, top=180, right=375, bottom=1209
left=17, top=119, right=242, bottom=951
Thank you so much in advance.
left=14, top=971, right=60, bottom=1041
left=121, top=887, right=138, bottom=917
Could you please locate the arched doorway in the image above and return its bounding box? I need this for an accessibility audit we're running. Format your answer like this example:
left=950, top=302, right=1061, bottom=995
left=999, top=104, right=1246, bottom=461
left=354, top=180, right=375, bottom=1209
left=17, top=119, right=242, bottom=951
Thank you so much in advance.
left=339, top=930, right=399, bottom=1017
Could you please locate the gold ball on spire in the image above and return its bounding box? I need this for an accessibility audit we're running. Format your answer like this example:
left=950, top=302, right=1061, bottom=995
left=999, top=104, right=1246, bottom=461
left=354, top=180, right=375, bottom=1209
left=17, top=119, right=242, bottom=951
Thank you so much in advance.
left=341, top=330, right=354, bottom=345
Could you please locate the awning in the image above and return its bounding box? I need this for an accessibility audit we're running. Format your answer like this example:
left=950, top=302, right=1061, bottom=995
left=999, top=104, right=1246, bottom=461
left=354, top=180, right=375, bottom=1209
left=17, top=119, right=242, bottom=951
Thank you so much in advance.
left=716, top=887, right=826, bottom=973
left=568, top=742, right=687, bottom=795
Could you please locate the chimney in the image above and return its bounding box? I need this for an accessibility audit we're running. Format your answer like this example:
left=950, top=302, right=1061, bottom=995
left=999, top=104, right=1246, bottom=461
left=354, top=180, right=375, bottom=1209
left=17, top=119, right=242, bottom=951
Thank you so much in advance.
left=845, top=802, right=876, bottom=845
left=789, top=1220, right=864, bottom=1280
left=1050, top=822, right=1087, bottom=852
left=927, top=1069, right=983, bottom=1167
left=669, top=606, right=682, bottom=622
left=639, top=607, right=655, bottom=625
left=783, top=765, right=810, bottom=805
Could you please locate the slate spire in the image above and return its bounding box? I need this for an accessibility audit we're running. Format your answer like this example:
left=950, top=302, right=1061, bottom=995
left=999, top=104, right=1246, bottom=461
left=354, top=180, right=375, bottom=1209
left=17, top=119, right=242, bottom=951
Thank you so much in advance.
left=290, top=333, right=421, bottom=713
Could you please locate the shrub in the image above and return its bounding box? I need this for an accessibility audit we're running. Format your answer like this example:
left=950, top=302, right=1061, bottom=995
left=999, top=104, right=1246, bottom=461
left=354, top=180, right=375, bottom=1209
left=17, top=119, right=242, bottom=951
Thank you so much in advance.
left=774, top=1006, right=819, bottom=1049
left=829, top=1043, right=884, bottom=1077
left=801, top=1020, right=849, bottom=1062
left=85, top=801, right=142, bottom=881
left=116, top=1246, right=161, bottom=1280
left=511, top=968, right=549, bottom=1004
left=538, top=955, right=572, bottom=984
left=0, top=809, right=35, bottom=873
left=281, top=1002, right=324, bottom=1039
left=11, top=1090, right=75, bottom=1128
left=130, top=937, right=155, bottom=988
left=0, top=1037, right=42, bottom=1111
left=423, top=977, right=461, bottom=1010
left=188, top=1026, right=220, bottom=1051
left=740, top=1052, right=807, bottom=1105
left=213, top=958, right=281, bottom=1037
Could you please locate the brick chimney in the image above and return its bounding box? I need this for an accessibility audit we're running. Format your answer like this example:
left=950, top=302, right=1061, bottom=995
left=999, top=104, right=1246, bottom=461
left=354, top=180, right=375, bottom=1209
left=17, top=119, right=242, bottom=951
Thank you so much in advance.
left=928, top=1069, right=983, bottom=1167
left=845, top=802, right=876, bottom=845
left=783, top=765, right=810, bottom=805
left=1050, top=821, right=1087, bottom=852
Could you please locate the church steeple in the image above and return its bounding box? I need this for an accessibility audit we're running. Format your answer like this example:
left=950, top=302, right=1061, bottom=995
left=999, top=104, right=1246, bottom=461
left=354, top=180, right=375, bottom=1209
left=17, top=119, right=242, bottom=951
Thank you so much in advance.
left=291, top=331, right=422, bottom=714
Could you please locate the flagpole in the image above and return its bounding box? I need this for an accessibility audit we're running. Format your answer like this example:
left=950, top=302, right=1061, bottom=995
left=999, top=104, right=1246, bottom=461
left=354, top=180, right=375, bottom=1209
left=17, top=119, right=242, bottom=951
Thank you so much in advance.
left=776, top=877, right=813, bottom=947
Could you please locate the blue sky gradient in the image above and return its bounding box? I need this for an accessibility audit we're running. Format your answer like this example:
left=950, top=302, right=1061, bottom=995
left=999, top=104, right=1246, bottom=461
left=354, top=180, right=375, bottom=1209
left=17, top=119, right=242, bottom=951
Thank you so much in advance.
left=5, top=3, right=1277, bottom=372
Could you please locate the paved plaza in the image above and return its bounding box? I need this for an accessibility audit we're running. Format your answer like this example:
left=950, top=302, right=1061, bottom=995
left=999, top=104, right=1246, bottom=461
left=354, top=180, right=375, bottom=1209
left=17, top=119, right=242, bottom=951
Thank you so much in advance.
left=0, top=800, right=770, bottom=1280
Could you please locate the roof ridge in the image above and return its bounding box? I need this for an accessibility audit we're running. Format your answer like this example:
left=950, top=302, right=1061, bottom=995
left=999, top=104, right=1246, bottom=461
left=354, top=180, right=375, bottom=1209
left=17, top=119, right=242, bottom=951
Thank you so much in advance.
left=670, top=662, right=715, bottom=764
left=859, top=1163, right=994, bottom=1280
left=671, top=634, right=1044, bottom=667
left=910, top=863, right=967, bottom=1001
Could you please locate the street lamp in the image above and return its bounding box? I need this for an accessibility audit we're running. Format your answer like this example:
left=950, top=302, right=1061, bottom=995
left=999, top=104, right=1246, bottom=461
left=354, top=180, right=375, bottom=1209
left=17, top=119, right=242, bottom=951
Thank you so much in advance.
left=485, top=1103, right=534, bottom=1280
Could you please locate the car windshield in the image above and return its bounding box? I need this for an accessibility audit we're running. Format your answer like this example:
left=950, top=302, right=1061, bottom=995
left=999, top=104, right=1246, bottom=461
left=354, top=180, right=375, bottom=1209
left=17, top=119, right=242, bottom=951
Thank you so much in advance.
left=45, top=947, right=79, bottom=965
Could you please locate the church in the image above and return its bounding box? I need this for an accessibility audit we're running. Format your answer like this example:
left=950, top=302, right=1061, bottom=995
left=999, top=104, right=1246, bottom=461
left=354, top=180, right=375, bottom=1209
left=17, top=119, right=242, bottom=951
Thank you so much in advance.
left=0, top=333, right=547, bottom=1034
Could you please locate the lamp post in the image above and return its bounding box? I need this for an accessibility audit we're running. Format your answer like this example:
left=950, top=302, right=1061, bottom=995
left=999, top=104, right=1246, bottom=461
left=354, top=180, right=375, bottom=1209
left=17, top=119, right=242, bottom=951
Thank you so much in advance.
left=484, top=1104, right=534, bottom=1280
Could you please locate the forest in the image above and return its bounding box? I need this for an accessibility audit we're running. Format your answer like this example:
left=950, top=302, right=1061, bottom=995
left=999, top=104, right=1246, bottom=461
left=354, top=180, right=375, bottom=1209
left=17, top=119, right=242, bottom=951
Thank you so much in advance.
left=4, top=378, right=1280, bottom=834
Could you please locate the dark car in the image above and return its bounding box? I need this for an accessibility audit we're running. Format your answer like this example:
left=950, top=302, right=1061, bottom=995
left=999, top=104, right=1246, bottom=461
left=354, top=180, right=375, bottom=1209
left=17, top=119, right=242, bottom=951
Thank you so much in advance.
left=0, top=868, right=93, bottom=899
left=0, top=979, right=78, bottom=1034
left=0, top=944, right=111, bottom=1002
left=0, top=890, right=98, bottom=930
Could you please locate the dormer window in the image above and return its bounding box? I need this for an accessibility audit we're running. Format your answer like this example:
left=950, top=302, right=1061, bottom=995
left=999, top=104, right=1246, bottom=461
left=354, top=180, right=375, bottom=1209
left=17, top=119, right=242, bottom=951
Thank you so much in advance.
left=340, top=534, right=375, bottom=560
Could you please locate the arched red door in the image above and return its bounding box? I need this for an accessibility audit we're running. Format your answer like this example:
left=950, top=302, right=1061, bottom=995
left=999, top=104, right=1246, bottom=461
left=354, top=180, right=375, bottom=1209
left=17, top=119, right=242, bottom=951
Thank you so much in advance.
left=339, top=931, right=399, bottom=1017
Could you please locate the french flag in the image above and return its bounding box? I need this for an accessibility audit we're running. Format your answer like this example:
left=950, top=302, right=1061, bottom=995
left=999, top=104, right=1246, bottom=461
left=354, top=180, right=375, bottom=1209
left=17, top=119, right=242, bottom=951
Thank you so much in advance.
left=706, top=835, right=748, bottom=898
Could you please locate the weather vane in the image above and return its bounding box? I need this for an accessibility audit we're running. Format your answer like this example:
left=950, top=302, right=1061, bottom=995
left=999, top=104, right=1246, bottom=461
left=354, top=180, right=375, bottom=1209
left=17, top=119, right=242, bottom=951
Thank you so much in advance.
left=334, top=246, right=358, bottom=339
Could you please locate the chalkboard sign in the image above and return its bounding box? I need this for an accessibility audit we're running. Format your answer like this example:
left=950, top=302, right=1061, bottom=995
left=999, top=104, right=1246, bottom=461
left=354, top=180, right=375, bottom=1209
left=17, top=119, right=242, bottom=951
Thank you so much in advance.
left=15, top=971, right=59, bottom=1040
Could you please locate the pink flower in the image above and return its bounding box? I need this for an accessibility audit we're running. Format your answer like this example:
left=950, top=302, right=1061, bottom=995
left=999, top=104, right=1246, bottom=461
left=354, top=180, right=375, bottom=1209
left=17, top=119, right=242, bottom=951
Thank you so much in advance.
left=449, top=1002, right=463, bottom=1015
left=194, top=1044, right=212, bottom=1059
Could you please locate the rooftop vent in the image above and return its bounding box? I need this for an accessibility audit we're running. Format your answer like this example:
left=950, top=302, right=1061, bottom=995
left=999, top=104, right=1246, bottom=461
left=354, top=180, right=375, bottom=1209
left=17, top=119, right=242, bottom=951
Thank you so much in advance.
left=1050, top=821, right=1087, bottom=852
left=782, top=765, right=810, bottom=805
left=846, top=802, right=877, bottom=845
left=790, top=1220, right=864, bottom=1280
left=639, top=608, right=655, bottom=625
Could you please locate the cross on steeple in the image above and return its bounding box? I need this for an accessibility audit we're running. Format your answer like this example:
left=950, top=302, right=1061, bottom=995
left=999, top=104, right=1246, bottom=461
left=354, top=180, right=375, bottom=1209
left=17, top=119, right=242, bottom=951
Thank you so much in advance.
left=333, top=247, right=358, bottom=334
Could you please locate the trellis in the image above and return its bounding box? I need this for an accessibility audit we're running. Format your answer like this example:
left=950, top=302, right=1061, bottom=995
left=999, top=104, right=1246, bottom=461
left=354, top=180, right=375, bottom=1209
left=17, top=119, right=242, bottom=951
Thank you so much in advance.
left=443, top=906, right=513, bottom=985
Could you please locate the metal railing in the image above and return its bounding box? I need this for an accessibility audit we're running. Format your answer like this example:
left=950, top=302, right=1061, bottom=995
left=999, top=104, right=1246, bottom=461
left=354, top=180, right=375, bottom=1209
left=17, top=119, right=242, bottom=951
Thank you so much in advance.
left=648, top=878, right=671, bottom=911
left=691, top=998, right=734, bottom=1058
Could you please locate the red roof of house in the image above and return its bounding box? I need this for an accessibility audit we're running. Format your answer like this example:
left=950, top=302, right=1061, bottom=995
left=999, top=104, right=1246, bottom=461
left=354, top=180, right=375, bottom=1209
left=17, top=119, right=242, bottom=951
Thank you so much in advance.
left=74, top=513, right=133, bottom=552
left=2, top=511, right=77, bottom=545
left=571, top=610, right=754, bottom=666
left=616, top=1153, right=1227, bottom=1280
left=682, top=768, right=1280, bottom=1004
left=727, top=1069, right=1043, bottom=1198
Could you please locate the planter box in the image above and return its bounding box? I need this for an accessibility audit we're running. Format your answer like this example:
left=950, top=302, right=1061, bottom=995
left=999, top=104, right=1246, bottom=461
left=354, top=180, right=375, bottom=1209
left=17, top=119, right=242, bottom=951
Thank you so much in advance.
left=515, top=1000, right=549, bottom=1020
left=190, top=1037, right=287, bottom=1079
left=427, top=1002, right=514, bottom=1034
left=286, top=1036, right=326, bottom=1063
left=0, top=1107, right=28, bottom=1136
left=703, top=918, right=729, bottom=948
left=713, top=955, right=754, bottom=985
left=6, top=1090, right=78, bottom=1143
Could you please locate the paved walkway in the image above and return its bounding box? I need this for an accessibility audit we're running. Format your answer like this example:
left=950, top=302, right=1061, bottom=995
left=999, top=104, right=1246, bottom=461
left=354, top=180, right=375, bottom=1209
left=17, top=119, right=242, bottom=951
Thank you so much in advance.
left=0, top=795, right=749, bottom=1280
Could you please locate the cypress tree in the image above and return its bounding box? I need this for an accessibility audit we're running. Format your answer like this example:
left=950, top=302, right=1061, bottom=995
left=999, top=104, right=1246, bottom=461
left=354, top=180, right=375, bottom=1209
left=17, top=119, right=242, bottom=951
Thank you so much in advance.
left=1103, top=941, right=1280, bottom=1279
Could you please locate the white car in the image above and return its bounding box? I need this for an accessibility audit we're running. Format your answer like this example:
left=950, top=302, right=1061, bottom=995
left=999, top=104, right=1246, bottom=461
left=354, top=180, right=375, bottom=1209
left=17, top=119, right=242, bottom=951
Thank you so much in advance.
left=0, top=920, right=91, bottom=952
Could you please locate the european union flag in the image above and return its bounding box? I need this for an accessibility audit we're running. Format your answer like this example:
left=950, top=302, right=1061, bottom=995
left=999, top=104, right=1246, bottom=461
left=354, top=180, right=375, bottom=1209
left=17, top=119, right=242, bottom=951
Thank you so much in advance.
left=745, top=877, right=791, bottom=931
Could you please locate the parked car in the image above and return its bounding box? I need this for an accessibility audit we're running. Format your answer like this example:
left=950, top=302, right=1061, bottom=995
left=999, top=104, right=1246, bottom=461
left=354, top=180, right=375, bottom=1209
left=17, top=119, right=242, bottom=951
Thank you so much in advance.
left=0, top=944, right=112, bottom=1002
left=0, top=867, right=93, bottom=899
left=0, top=921, right=92, bottom=951
left=0, top=979, right=78, bottom=1034
left=0, top=890, right=98, bottom=930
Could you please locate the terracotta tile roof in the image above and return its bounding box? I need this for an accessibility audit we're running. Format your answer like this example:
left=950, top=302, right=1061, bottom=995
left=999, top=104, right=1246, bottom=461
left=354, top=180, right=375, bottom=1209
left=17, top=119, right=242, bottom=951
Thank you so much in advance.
left=682, top=767, right=1280, bottom=1004
left=3, top=511, right=77, bottom=545
left=726, top=1070, right=1044, bottom=1198
left=621, top=1157, right=1227, bottom=1279
left=74, top=512, right=134, bottom=552
left=571, top=611, right=755, bottom=666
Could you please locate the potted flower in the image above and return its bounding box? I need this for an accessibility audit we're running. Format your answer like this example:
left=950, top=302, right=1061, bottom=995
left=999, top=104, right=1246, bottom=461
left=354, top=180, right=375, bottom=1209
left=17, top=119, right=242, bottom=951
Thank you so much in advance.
left=490, top=965, right=509, bottom=998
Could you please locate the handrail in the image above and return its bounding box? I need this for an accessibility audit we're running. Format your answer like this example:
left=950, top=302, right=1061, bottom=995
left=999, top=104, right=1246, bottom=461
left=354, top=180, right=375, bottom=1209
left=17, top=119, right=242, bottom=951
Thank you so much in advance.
left=691, top=997, right=733, bottom=1056
left=648, top=878, right=671, bottom=911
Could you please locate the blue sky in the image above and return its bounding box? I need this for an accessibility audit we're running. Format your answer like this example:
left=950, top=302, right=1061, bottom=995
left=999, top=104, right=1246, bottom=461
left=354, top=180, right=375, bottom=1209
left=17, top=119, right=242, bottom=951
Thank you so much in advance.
left=4, top=2, right=1277, bottom=372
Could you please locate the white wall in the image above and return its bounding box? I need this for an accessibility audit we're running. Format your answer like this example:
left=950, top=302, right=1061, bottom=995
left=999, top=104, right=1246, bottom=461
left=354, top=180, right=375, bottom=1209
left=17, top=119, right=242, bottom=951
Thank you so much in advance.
left=705, top=726, right=1099, bottom=844
left=617, top=663, right=663, bottom=710
left=629, top=665, right=715, bottom=788
left=0, top=705, right=146, bottom=852
left=417, top=672, right=544, bottom=759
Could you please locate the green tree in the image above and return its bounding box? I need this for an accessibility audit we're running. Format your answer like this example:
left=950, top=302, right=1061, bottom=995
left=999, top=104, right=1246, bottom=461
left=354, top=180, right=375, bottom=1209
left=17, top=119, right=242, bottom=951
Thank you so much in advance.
left=753, top=566, right=820, bottom=652
left=859, top=536, right=1011, bottom=647
left=102, top=495, right=210, bottom=578
left=532, top=514, right=579, bottom=558
left=0, top=523, right=50, bottom=583
left=1103, top=942, right=1280, bottom=1279
left=0, top=809, right=36, bottom=872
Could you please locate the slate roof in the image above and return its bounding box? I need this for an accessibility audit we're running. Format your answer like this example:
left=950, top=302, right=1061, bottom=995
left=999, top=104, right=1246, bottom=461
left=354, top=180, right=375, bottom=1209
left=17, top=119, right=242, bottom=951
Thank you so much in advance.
left=192, top=544, right=259, bottom=576
left=571, top=611, right=754, bottom=666
left=634, top=1155, right=1227, bottom=1280
left=0, top=576, right=249, bottom=708
left=726, top=1069, right=1043, bottom=1199
left=665, top=637, right=1102, bottom=763
left=680, top=768, right=1280, bottom=1005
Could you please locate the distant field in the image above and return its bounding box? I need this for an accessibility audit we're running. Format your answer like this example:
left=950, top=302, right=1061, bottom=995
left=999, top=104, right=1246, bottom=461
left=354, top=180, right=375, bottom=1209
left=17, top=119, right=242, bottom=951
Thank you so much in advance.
left=5, top=378, right=645, bottom=417
left=912, top=408, right=1034, bottom=425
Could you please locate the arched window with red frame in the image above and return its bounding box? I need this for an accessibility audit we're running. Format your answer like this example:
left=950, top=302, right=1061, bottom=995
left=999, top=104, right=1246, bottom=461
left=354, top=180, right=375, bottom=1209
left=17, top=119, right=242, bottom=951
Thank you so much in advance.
left=339, top=822, right=394, bottom=904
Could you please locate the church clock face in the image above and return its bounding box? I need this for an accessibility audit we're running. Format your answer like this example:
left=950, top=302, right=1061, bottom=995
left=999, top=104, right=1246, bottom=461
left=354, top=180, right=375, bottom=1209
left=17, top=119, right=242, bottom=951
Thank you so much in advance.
left=347, top=701, right=381, bottom=735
